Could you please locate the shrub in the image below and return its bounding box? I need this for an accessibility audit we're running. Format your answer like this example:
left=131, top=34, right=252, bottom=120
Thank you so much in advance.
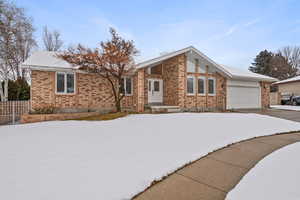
left=30, top=106, right=56, bottom=114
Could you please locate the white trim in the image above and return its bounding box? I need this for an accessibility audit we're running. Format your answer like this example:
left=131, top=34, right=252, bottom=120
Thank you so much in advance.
left=208, top=77, right=216, bottom=96
left=55, top=72, right=76, bottom=95
left=187, top=76, right=195, bottom=96
left=197, top=76, right=206, bottom=96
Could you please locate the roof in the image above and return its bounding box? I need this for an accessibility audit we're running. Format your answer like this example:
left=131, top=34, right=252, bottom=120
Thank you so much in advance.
left=136, top=46, right=277, bottom=82
left=220, top=65, right=278, bottom=82
left=22, top=47, right=277, bottom=82
left=136, top=46, right=232, bottom=77
left=273, top=76, right=300, bottom=85
left=22, top=51, right=79, bottom=70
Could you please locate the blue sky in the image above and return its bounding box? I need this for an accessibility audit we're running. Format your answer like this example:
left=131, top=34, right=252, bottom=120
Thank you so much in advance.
left=15, top=0, right=300, bottom=69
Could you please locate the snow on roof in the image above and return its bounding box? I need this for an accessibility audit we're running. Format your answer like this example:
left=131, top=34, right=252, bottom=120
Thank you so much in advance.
left=220, top=64, right=278, bottom=82
left=273, top=76, right=300, bottom=85
left=22, top=51, right=78, bottom=70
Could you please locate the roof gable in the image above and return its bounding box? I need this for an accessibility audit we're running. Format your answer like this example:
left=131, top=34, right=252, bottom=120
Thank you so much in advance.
left=136, top=46, right=277, bottom=82
left=136, top=46, right=232, bottom=77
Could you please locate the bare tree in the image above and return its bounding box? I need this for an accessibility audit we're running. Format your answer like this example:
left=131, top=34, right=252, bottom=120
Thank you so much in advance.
left=0, top=0, right=36, bottom=101
left=43, top=26, right=63, bottom=51
left=279, top=46, right=300, bottom=74
left=59, top=28, right=138, bottom=112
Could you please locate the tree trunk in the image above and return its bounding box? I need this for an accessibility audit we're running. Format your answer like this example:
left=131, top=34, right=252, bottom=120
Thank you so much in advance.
left=4, top=79, right=8, bottom=101
left=115, top=99, right=121, bottom=112
left=0, top=81, right=4, bottom=101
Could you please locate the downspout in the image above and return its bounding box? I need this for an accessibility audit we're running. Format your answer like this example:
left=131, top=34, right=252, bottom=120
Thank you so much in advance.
left=205, top=65, right=209, bottom=110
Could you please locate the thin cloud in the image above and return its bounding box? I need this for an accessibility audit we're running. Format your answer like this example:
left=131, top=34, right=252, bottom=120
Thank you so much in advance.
left=244, top=18, right=260, bottom=27
left=209, top=24, right=239, bottom=41
left=225, top=25, right=238, bottom=36
left=90, top=17, right=135, bottom=40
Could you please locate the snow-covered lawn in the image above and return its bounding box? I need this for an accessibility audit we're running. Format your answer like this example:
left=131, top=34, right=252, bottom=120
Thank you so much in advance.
left=227, top=142, right=300, bottom=200
left=1, top=113, right=300, bottom=200
left=271, top=105, right=300, bottom=111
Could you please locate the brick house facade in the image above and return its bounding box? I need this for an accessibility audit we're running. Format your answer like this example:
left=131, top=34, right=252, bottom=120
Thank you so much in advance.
left=24, top=47, right=276, bottom=113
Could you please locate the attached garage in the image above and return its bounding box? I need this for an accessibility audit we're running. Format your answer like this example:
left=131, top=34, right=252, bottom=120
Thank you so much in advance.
left=227, top=80, right=261, bottom=109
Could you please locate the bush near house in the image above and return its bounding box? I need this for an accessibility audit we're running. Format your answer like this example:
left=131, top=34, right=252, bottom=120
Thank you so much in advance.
left=0, top=78, right=30, bottom=101
left=73, top=112, right=128, bottom=121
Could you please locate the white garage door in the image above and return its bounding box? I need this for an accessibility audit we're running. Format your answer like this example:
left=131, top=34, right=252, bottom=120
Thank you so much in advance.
left=227, top=80, right=261, bottom=109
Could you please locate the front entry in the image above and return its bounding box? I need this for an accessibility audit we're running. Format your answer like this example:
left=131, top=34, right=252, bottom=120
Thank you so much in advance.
left=148, top=79, right=163, bottom=103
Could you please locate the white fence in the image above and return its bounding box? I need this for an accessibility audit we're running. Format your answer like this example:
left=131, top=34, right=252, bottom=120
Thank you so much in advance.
left=0, top=101, right=30, bottom=125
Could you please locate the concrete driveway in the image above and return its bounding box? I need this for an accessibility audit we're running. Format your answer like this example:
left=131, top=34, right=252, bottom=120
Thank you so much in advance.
left=237, top=109, right=300, bottom=122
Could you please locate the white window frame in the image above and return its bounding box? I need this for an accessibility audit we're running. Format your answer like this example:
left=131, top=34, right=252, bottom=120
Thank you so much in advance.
left=208, top=77, right=216, bottom=96
left=187, top=76, right=195, bottom=95
left=122, top=77, right=133, bottom=96
left=197, top=76, right=206, bottom=96
left=55, top=72, right=76, bottom=95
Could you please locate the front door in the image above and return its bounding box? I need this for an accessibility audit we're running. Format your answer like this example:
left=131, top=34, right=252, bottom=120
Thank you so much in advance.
left=148, top=79, right=163, bottom=103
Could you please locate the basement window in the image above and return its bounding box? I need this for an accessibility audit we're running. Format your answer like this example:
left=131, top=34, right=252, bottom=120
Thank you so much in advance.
left=56, top=72, right=75, bottom=94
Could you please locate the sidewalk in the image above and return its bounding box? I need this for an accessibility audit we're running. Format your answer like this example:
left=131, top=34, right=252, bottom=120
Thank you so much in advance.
left=134, top=132, right=300, bottom=200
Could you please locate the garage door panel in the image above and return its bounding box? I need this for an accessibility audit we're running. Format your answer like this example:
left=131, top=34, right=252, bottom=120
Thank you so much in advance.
left=227, top=85, right=261, bottom=109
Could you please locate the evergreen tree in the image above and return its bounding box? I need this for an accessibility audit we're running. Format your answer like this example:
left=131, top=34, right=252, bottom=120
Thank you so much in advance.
left=249, top=50, right=274, bottom=75
left=250, top=50, right=297, bottom=80
left=0, top=78, right=30, bottom=101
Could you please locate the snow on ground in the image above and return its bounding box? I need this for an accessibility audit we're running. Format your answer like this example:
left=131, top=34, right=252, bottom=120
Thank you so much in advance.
left=227, top=142, right=300, bottom=200
left=271, top=105, right=300, bottom=111
left=1, top=113, right=300, bottom=200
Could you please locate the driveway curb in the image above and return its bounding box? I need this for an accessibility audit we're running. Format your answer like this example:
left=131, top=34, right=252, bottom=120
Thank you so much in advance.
left=133, top=132, right=300, bottom=200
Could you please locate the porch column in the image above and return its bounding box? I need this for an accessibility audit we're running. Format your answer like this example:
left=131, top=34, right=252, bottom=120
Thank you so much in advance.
left=136, top=69, right=145, bottom=112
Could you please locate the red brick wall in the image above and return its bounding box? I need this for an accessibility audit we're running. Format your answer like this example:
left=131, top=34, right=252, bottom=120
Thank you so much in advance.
left=183, top=73, right=226, bottom=110
left=31, top=70, right=136, bottom=112
left=261, top=81, right=271, bottom=108
left=143, top=53, right=227, bottom=110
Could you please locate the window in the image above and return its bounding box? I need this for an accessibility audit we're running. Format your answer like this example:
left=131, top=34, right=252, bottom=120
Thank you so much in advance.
left=56, top=73, right=65, bottom=93
left=154, top=81, right=160, bottom=92
left=56, top=72, right=75, bottom=94
left=195, top=59, right=199, bottom=73
left=187, top=76, right=195, bottom=95
left=208, top=78, right=216, bottom=95
left=187, top=58, right=196, bottom=73
left=66, top=74, right=75, bottom=93
left=121, top=77, right=133, bottom=95
left=197, top=77, right=205, bottom=95
left=148, top=81, right=151, bottom=91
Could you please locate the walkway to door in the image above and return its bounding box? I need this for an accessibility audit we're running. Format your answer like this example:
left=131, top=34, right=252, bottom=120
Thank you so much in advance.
left=133, top=132, right=300, bottom=200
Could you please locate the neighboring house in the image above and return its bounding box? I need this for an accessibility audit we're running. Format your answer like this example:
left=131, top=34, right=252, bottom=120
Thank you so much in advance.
left=22, top=46, right=276, bottom=113
left=273, top=76, right=300, bottom=96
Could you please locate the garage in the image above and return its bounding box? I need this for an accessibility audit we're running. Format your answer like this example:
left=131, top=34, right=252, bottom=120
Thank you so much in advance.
left=227, top=80, right=261, bottom=109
